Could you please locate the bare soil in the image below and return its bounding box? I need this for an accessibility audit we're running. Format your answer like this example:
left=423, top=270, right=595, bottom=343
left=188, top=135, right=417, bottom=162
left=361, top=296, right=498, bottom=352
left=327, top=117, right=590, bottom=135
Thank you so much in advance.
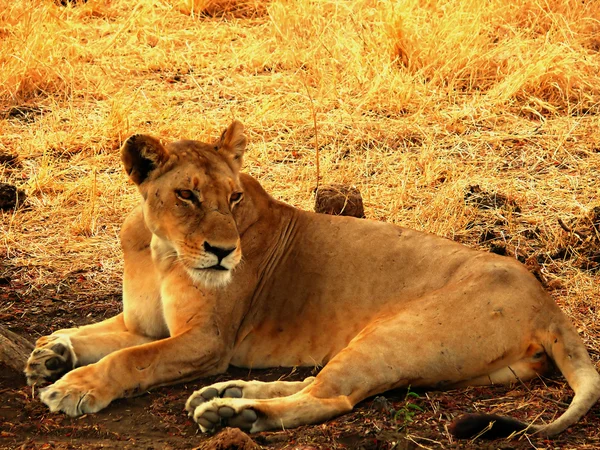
left=2, top=263, right=600, bottom=450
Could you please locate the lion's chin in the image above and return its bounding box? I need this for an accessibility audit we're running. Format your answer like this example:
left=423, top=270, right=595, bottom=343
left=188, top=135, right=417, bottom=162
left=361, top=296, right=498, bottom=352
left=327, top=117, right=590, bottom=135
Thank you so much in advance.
left=186, top=267, right=233, bottom=288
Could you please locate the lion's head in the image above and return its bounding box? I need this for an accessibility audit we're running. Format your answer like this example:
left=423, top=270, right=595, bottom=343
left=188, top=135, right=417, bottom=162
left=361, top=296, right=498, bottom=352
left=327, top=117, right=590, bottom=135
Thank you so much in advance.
left=121, top=121, right=247, bottom=287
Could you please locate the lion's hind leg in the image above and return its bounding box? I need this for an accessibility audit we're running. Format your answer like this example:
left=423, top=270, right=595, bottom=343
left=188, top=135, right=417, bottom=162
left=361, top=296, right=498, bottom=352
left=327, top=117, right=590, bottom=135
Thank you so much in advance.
left=188, top=314, right=441, bottom=433
left=188, top=330, right=411, bottom=434
left=185, top=377, right=315, bottom=418
left=450, top=343, right=551, bottom=388
left=190, top=387, right=353, bottom=433
left=189, top=295, right=536, bottom=434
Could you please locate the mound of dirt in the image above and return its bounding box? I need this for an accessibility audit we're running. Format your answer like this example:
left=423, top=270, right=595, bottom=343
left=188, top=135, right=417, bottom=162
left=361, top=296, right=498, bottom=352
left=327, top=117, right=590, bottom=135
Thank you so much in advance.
left=464, top=185, right=521, bottom=213
left=461, top=185, right=551, bottom=282
left=553, top=206, right=600, bottom=272
left=0, top=326, right=33, bottom=374
left=0, top=153, right=19, bottom=167
left=1, top=105, right=45, bottom=123
left=463, top=193, right=600, bottom=285
left=195, top=428, right=259, bottom=450
left=0, top=183, right=26, bottom=211
left=314, top=184, right=365, bottom=218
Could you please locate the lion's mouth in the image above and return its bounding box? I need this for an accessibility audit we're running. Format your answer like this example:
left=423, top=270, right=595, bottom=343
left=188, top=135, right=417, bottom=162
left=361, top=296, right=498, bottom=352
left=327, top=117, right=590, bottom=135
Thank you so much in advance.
left=205, top=264, right=228, bottom=271
left=186, top=264, right=233, bottom=288
left=192, top=264, right=229, bottom=272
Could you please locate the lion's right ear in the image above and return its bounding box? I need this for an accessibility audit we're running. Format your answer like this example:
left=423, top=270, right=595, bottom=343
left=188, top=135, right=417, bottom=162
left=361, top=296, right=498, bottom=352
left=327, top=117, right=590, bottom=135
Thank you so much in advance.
left=216, top=121, right=247, bottom=172
left=121, top=134, right=169, bottom=185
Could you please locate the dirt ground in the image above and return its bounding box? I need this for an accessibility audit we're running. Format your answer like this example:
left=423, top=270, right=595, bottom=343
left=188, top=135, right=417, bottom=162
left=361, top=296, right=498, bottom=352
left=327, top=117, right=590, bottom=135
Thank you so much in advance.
left=1, top=262, right=600, bottom=450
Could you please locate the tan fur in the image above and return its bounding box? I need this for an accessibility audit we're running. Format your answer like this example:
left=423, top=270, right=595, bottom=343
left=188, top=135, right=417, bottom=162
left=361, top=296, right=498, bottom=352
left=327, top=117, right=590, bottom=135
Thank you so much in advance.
left=25, top=121, right=600, bottom=437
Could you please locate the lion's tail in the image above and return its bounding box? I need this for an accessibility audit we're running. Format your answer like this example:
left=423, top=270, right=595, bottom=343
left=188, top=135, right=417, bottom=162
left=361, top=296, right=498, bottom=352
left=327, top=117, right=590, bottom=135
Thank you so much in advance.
left=450, top=319, right=600, bottom=439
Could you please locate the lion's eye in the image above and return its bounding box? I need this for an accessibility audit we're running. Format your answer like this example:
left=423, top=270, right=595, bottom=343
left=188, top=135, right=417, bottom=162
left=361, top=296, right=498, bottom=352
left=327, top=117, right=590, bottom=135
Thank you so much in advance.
left=230, top=191, right=243, bottom=204
left=176, top=189, right=194, bottom=201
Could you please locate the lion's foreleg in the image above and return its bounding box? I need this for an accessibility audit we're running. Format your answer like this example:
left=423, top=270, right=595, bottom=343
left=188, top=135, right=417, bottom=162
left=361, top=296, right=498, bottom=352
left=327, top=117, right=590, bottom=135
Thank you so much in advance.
left=38, top=330, right=227, bottom=416
left=69, top=331, right=156, bottom=366
left=25, top=313, right=155, bottom=385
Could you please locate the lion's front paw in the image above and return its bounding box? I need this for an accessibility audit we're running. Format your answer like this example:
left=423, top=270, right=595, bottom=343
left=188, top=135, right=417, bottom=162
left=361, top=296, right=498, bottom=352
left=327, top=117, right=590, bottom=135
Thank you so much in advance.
left=192, top=398, right=259, bottom=433
left=38, top=366, right=112, bottom=417
left=185, top=381, right=245, bottom=416
left=24, top=334, right=78, bottom=386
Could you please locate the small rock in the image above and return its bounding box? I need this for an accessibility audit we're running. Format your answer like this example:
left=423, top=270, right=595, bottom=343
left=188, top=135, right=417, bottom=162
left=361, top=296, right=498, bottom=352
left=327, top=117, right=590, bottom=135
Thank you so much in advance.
left=545, top=278, right=565, bottom=291
left=0, top=153, right=19, bottom=167
left=57, top=0, right=88, bottom=6
left=314, top=184, right=365, bottom=218
left=2, top=105, right=45, bottom=123
left=556, top=205, right=600, bottom=271
left=371, top=396, right=394, bottom=415
left=194, top=428, right=259, bottom=450
left=590, top=206, right=600, bottom=229
left=0, top=183, right=26, bottom=211
left=464, top=185, right=520, bottom=212
left=0, top=326, right=34, bottom=374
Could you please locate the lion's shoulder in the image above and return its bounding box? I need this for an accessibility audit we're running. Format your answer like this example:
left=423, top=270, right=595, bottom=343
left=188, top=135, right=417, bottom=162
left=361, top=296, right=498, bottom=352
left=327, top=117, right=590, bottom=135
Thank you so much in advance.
left=120, top=205, right=151, bottom=254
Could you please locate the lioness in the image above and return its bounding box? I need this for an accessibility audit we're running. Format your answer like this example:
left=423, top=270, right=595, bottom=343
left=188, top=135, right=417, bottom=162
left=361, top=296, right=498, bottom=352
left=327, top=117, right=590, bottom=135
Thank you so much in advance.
left=25, top=121, right=600, bottom=438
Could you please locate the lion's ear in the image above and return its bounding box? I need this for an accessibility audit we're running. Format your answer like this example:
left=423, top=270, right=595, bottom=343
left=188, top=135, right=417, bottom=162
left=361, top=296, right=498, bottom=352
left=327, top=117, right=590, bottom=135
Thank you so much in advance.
left=216, top=121, right=247, bottom=171
left=121, top=134, right=169, bottom=185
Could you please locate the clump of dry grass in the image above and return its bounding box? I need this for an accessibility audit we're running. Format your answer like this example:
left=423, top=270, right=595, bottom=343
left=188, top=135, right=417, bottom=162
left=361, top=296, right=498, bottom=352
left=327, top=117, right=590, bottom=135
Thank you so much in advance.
left=0, top=0, right=597, bottom=297
left=175, top=0, right=267, bottom=18
left=390, top=0, right=600, bottom=112
left=1, top=0, right=598, bottom=305
left=0, top=0, right=599, bottom=443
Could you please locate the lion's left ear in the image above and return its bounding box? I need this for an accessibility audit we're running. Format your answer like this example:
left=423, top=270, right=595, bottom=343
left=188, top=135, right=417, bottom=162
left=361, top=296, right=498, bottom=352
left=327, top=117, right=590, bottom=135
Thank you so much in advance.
left=216, top=121, right=247, bottom=171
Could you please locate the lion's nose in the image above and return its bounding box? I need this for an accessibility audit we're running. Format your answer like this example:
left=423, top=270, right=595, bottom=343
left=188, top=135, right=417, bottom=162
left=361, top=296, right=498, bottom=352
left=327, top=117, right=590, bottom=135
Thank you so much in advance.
left=203, top=242, right=236, bottom=261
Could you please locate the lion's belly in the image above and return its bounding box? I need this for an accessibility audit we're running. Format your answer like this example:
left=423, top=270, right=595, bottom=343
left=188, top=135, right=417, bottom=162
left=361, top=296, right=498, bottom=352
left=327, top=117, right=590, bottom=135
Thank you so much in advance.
left=229, top=340, right=343, bottom=369
left=228, top=319, right=361, bottom=369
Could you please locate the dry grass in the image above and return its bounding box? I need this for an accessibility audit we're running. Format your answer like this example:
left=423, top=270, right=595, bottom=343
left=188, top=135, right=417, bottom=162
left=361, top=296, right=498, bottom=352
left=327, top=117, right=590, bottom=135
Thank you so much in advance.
left=1, top=0, right=599, bottom=446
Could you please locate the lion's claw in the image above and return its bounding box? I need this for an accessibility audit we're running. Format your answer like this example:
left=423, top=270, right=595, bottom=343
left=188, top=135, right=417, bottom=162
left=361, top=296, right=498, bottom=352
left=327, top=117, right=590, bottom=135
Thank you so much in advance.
left=38, top=366, right=111, bottom=417
left=185, top=381, right=248, bottom=416
left=24, top=335, right=77, bottom=386
left=192, top=398, right=259, bottom=432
